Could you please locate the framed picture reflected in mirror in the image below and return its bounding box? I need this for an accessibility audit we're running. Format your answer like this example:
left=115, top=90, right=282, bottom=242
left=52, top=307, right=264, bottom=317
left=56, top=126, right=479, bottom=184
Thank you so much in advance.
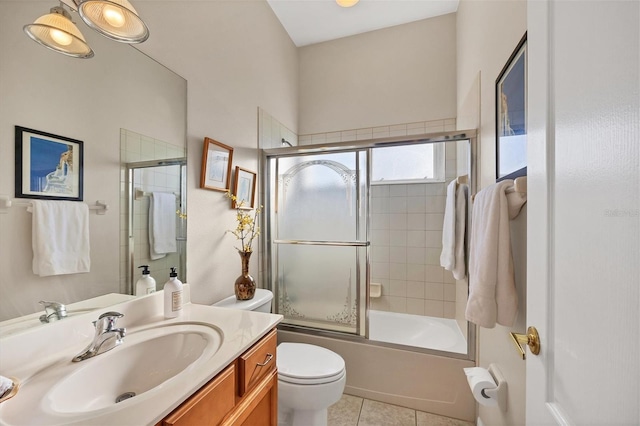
left=496, top=33, right=527, bottom=181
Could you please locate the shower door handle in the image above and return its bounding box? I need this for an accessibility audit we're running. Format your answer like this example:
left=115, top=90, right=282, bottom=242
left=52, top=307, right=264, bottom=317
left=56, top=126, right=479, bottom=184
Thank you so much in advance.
left=274, top=239, right=370, bottom=247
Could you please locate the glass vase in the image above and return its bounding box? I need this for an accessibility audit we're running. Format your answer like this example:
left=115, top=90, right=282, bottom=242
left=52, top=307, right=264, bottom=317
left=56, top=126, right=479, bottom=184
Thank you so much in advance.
left=235, top=251, right=256, bottom=300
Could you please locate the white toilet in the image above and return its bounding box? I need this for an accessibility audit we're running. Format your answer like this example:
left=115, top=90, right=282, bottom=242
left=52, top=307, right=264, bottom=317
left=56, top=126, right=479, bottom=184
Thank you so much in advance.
left=213, top=289, right=346, bottom=426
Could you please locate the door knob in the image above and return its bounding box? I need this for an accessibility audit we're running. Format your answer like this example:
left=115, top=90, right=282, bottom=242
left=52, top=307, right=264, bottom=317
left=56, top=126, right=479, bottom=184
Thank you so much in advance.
left=509, top=326, right=540, bottom=360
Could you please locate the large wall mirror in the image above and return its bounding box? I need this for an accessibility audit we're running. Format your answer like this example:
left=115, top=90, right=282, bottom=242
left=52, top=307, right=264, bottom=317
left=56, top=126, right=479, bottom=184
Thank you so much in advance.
left=0, top=2, right=187, bottom=326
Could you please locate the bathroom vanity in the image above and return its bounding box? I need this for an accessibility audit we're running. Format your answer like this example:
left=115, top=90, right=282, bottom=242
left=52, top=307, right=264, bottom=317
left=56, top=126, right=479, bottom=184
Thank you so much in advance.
left=0, top=286, right=282, bottom=425
left=160, top=329, right=278, bottom=425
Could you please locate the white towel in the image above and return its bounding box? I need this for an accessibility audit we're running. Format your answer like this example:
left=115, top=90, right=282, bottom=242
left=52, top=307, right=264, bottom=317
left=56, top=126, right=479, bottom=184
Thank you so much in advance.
left=440, top=180, right=457, bottom=270
left=31, top=200, right=90, bottom=277
left=452, top=183, right=468, bottom=280
left=465, top=180, right=524, bottom=328
left=149, top=192, right=176, bottom=260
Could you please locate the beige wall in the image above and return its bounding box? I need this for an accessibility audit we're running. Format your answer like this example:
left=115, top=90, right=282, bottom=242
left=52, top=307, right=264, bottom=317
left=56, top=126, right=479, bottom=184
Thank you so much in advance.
left=0, top=2, right=187, bottom=321
left=456, top=1, right=528, bottom=425
left=298, top=14, right=457, bottom=135
left=133, top=1, right=299, bottom=306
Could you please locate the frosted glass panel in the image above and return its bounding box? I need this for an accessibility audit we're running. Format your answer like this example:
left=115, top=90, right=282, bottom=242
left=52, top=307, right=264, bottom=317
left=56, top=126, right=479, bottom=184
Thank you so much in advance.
left=278, top=153, right=358, bottom=241
left=276, top=244, right=359, bottom=333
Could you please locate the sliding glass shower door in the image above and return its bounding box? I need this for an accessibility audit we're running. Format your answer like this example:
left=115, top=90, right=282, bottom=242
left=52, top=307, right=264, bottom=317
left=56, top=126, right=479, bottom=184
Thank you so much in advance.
left=267, top=150, right=368, bottom=335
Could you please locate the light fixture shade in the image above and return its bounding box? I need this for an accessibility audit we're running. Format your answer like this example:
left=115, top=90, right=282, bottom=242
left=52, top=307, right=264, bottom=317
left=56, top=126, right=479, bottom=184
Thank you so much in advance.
left=23, top=7, right=94, bottom=58
left=336, top=0, right=359, bottom=7
left=78, top=0, right=149, bottom=43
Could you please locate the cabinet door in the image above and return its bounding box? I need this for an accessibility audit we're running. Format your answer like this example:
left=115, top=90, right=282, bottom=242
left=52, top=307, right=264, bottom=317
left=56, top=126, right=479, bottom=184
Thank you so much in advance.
left=222, top=369, right=277, bottom=426
left=163, top=363, right=236, bottom=426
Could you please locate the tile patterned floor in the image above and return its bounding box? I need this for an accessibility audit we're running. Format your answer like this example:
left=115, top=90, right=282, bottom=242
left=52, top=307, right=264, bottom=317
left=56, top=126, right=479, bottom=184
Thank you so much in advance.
left=328, top=394, right=474, bottom=426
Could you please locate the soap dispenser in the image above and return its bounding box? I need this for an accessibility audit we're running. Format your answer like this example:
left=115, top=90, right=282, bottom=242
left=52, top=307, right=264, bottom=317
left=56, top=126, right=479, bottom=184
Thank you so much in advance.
left=163, top=267, right=183, bottom=318
left=135, top=265, right=156, bottom=296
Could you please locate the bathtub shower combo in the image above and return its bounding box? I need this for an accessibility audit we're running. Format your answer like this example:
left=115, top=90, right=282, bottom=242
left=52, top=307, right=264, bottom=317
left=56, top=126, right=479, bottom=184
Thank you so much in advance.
left=264, top=132, right=477, bottom=359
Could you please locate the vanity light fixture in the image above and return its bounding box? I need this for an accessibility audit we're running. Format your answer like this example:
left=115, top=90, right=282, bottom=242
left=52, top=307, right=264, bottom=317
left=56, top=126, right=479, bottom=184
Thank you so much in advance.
left=77, top=0, right=149, bottom=44
left=336, top=0, right=359, bottom=7
left=23, top=5, right=94, bottom=59
left=23, top=0, right=148, bottom=59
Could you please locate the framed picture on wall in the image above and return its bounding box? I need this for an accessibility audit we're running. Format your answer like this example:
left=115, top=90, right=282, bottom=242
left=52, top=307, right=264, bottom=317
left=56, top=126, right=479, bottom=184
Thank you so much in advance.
left=15, top=126, right=84, bottom=201
left=231, top=167, right=256, bottom=209
left=200, top=137, right=234, bottom=191
left=496, top=32, right=527, bottom=181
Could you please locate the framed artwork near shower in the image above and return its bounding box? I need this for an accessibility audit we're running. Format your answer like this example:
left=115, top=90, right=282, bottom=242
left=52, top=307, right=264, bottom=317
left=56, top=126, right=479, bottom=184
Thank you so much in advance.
left=200, top=137, right=233, bottom=192
left=231, top=167, right=256, bottom=209
left=14, top=126, right=84, bottom=201
left=496, top=32, right=527, bottom=181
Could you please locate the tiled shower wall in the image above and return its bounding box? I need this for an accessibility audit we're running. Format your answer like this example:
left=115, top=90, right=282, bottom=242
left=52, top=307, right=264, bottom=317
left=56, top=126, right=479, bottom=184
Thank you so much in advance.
left=370, top=142, right=459, bottom=319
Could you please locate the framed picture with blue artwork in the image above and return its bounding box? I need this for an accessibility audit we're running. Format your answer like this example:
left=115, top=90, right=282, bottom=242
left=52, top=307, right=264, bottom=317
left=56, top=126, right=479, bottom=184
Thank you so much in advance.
left=15, top=126, right=84, bottom=201
left=496, top=33, right=527, bottom=181
left=231, top=166, right=256, bottom=209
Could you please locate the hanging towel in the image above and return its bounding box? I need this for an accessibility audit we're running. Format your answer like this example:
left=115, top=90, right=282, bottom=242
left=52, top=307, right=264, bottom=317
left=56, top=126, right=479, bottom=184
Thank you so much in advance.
left=465, top=180, right=525, bottom=328
left=149, top=192, right=176, bottom=260
left=452, top=183, right=468, bottom=280
left=31, top=200, right=90, bottom=277
left=440, top=180, right=457, bottom=270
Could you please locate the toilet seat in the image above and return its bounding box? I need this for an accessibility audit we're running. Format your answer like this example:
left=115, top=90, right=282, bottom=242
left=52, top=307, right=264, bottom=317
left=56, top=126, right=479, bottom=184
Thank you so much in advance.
left=277, top=343, right=346, bottom=385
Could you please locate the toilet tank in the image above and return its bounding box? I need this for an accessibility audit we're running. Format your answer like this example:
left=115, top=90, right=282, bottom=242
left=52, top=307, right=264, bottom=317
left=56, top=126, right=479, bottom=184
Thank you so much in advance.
left=212, top=288, right=273, bottom=313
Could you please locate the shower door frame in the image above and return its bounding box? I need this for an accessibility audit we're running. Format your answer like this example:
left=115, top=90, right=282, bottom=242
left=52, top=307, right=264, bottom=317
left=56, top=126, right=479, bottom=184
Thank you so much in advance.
left=263, top=130, right=478, bottom=361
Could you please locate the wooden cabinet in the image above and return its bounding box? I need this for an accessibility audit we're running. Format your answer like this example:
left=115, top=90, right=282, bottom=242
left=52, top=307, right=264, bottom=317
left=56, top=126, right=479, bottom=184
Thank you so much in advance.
left=160, top=328, right=278, bottom=426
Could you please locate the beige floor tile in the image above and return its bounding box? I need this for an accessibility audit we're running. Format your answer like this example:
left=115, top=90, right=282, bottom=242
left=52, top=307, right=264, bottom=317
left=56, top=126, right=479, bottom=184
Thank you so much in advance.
left=328, top=394, right=364, bottom=426
left=358, top=399, right=416, bottom=426
left=416, top=411, right=474, bottom=426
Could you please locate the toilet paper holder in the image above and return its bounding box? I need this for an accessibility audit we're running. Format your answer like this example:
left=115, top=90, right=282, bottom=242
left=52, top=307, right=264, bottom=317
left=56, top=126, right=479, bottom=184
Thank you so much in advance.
left=486, top=364, right=507, bottom=412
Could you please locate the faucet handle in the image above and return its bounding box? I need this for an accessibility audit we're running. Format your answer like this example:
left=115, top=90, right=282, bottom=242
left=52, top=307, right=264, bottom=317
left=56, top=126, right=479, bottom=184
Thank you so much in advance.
left=93, top=312, right=124, bottom=332
left=38, top=300, right=67, bottom=323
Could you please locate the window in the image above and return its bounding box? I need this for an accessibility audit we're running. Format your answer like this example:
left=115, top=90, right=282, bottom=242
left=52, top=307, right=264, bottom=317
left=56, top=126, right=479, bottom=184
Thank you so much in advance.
left=371, top=142, right=445, bottom=184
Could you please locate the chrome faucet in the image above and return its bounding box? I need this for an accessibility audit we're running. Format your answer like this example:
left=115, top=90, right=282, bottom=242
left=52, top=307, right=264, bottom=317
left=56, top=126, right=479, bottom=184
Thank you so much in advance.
left=39, top=300, right=67, bottom=323
left=72, top=312, right=126, bottom=362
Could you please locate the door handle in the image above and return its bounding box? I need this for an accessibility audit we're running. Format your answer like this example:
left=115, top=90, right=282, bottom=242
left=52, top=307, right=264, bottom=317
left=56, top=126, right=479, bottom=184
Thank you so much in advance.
left=509, top=326, right=540, bottom=360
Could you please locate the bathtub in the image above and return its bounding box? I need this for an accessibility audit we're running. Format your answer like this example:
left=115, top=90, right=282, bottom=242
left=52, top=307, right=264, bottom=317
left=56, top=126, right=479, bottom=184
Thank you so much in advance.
left=368, top=310, right=467, bottom=354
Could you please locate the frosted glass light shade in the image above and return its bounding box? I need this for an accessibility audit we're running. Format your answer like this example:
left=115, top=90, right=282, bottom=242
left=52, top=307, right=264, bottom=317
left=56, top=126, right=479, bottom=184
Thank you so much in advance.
left=336, top=0, right=359, bottom=7
left=78, top=0, right=149, bottom=43
left=23, top=7, right=94, bottom=59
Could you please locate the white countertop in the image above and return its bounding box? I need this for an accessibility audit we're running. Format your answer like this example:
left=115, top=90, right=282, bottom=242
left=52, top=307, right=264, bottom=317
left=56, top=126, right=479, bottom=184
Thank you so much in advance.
left=0, top=288, right=282, bottom=425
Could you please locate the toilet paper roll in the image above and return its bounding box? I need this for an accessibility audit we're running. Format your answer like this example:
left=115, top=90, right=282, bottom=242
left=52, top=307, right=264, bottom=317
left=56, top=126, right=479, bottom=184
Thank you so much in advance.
left=463, top=367, right=498, bottom=407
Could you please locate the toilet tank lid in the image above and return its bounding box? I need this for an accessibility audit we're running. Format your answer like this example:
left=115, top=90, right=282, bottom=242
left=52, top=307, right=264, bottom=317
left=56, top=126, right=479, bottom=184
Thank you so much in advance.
left=212, top=288, right=273, bottom=310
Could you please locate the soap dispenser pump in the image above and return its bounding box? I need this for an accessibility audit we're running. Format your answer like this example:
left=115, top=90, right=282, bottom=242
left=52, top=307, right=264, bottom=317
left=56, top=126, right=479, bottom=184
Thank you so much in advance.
left=163, top=267, right=183, bottom=318
left=135, top=265, right=156, bottom=296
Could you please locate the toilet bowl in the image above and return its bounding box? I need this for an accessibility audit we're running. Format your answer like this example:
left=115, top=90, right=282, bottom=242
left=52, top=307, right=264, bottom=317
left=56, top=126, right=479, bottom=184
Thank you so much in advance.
left=212, top=289, right=346, bottom=426
left=277, top=342, right=346, bottom=426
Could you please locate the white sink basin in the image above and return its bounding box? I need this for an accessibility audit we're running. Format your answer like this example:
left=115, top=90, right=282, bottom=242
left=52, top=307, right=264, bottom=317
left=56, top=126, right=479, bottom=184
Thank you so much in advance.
left=0, top=323, right=223, bottom=424
left=45, top=323, right=222, bottom=413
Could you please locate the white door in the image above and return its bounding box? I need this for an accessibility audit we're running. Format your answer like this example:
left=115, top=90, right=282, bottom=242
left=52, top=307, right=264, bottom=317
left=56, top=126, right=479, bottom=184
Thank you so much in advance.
left=526, top=1, right=639, bottom=425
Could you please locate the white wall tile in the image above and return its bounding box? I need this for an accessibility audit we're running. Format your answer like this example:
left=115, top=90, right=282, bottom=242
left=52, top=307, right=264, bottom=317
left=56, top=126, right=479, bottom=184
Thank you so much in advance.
left=426, top=282, right=444, bottom=300
left=425, top=300, right=444, bottom=317
left=406, top=298, right=425, bottom=315
left=371, top=185, right=389, bottom=198
left=389, top=213, right=407, bottom=230
left=389, top=185, right=408, bottom=197
left=389, top=197, right=407, bottom=213
left=425, top=231, right=442, bottom=248
left=389, top=246, right=407, bottom=263
left=407, top=263, right=426, bottom=281
left=426, top=213, right=444, bottom=231
left=372, top=246, right=390, bottom=263
left=390, top=280, right=407, bottom=297
left=407, top=196, right=427, bottom=213
left=407, top=184, right=426, bottom=197
left=407, top=281, right=425, bottom=299
left=389, top=230, right=408, bottom=247
left=371, top=213, right=390, bottom=230
left=407, top=213, right=427, bottom=230
left=406, top=247, right=426, bottom=265
left=388, top=296, right=407, bottom=313
left=407, top=230, right=426, bottom=248
left=371, top=229, right=390, bottom=246
left=389, top=263, right=407, bottom=280
left=425, top=265, right=444, bottom=282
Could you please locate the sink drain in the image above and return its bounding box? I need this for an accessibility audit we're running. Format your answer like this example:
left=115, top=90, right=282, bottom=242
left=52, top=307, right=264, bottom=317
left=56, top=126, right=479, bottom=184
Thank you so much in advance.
left=115, top=392, right=136, bottom=403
